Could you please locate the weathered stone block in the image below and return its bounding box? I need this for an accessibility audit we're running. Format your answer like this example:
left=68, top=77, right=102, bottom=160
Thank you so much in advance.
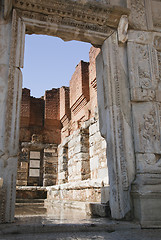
left=89, top=122, right=99, bottom=136
left=98, top=168, right=108, bottom=181
left=101, top=186, right=110, bottom=204
left=90, top=156, right=99, bottom=171
left=132, top=102, right=161, bottom=153
left=136, top=153, right=161, bottom=174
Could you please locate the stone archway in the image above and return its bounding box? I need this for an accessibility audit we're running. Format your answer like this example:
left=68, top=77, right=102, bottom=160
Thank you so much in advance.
left=1, top=0, right=161, bottom=227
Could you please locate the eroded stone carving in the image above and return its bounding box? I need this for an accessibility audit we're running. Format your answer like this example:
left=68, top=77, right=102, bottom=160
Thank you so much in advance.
left=13, top=0, right=129, bottom=45
left=142, top=108, right=160, bottom=143
left=97, top=32, right=135, bottom=219
left=151, top=0, right=161, bottom=30
left=136, top=153, right=161, bottom=174
left=127, top=0, right=147, bottom=30
left=128, top=32, right=161, bottom=104
left=118, top=15, right=128, bottom=43
left=132, top=103, right=161, bottom=153
left=13, top=0, right=129, bottom=29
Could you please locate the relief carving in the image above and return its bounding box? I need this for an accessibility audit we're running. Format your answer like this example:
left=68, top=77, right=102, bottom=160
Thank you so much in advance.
left=128, top=38, right=160, bottom=102
left=151, top=0, right=161, bottom=29
left=145, top=154, right=161, bottom=166
left=157, top=51, right=161, bottom=82
left=19, top=9, right=113, bottom=41
left=156, top=51, right=161, bottom=102
left=158, top=103, right=161, bottom=129
left=136, top=153, right=161, bottom=174
left=132, top=103, right=161, bottom=153
left=13, top=0, right=129, bottom=36
left=141, top=108, right=160, bottom=143
left=137, top=44, right=152, bottom=89
left=154, top=36, right=161, bottom=51
left=0, top=187, right=6, bottom=223
left=131, top=88, right=155, bottom=102
left=110, top=37, right=129, bottom=191
left=128, top=0, right=147, bottom=30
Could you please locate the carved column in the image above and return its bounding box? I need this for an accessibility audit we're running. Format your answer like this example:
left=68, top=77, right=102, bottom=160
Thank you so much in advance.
left=0, top=2, right=25, bottom=222
left=96, top=32, right=135, bottom=219
left=128, top=30, right=161, bottom=228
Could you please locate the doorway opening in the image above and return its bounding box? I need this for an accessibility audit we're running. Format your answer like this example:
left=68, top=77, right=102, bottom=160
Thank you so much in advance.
left=15, top=34, right=109, bottom=222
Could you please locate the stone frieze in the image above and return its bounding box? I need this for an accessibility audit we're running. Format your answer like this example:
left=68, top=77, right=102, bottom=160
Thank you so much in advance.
left=13, top=0, right=129, bottom=29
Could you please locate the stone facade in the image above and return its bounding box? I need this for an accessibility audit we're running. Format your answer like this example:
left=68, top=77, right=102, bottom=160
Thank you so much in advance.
left=0, top=0, right=161, bottom=228
left=17, top=46, right=108, bottom=207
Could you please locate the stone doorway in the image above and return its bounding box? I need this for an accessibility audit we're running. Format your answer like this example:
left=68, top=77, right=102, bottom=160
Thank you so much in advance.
left=2, top=0, right=161, bottom=227
left=0, top=0, right=133, bottom=223
left=16, top=35, right=109, bottom=220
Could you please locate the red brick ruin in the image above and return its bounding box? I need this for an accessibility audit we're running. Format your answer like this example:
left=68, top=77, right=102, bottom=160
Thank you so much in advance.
left=17, top=46, right=108, bottom=207
left=19, top=46, right=100, bottom=145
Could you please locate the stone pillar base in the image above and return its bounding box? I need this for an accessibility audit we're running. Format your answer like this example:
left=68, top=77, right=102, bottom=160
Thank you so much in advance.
left=132, top=182, right=161, bottom=228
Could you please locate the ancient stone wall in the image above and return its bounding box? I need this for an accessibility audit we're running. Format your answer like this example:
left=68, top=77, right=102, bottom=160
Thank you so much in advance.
left=46, top=46, right=108, bottom=204
left=43, top=145, right=58, bottom=186
left=89, top=116, right=108, bottom=184
left=17, top=46, right=108, bottom=204
left=1, top=0, right=161, bottom=226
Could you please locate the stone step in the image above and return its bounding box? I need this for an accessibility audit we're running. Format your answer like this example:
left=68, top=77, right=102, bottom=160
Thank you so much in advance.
left=16, top=187, right=47, bottom=200
left=0, top=220, right=140, bottom=236
left=89, top=203, right=111, bottom=217
left=16, top=199, right=45, bottom=204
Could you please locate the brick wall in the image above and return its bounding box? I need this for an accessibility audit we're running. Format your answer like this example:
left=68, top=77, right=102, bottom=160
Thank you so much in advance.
left=30, top=97, right=44, bottom=126
left=20, top=88, right=30, bottom=127
left=70, top=61, right=89, bottom=116
left=60, top=86, right=70, bottom=121
left=18, top=46, right=108, bottom=192
left=45, top=88, right=60, bottom=121
left=20, top=88, right=61, bottom=145
left=20, top=47, right=100, bottom=144
left=44, top=88, right=61, bottom=144
left=89, top=47, right=100, bottom=118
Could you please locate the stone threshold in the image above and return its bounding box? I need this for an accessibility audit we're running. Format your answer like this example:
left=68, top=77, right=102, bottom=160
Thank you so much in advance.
left=45, top=200, right=110, bottom=217
left=0, top=220, right=140, bottom=236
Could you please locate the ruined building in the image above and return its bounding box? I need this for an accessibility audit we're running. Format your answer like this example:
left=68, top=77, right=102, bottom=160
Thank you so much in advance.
left=1, top=0, right=161, bottom=228
left=17, top=47, right=108, bottom=205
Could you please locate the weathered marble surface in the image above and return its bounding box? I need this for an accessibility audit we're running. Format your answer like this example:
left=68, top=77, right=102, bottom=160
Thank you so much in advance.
left=1, top=0, right=161, bottom=227
left=0, top=4, right=24, bottom=223
left=58, top=115, right=107, bottom=185
left=127, top=29, right=161, bottom=227
left=96, top=32, right=135, bottom=219
left=12, top=0, right=129, bottom=46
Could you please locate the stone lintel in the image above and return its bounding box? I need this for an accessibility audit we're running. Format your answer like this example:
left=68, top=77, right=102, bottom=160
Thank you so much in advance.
left=13, top=0, right=130, bottom=28
left=13, top=0, right=130, bottom=45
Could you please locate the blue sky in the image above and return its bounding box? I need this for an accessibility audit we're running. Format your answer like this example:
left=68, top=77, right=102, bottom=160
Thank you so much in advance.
left=22, top=35, right=92, bottom=97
